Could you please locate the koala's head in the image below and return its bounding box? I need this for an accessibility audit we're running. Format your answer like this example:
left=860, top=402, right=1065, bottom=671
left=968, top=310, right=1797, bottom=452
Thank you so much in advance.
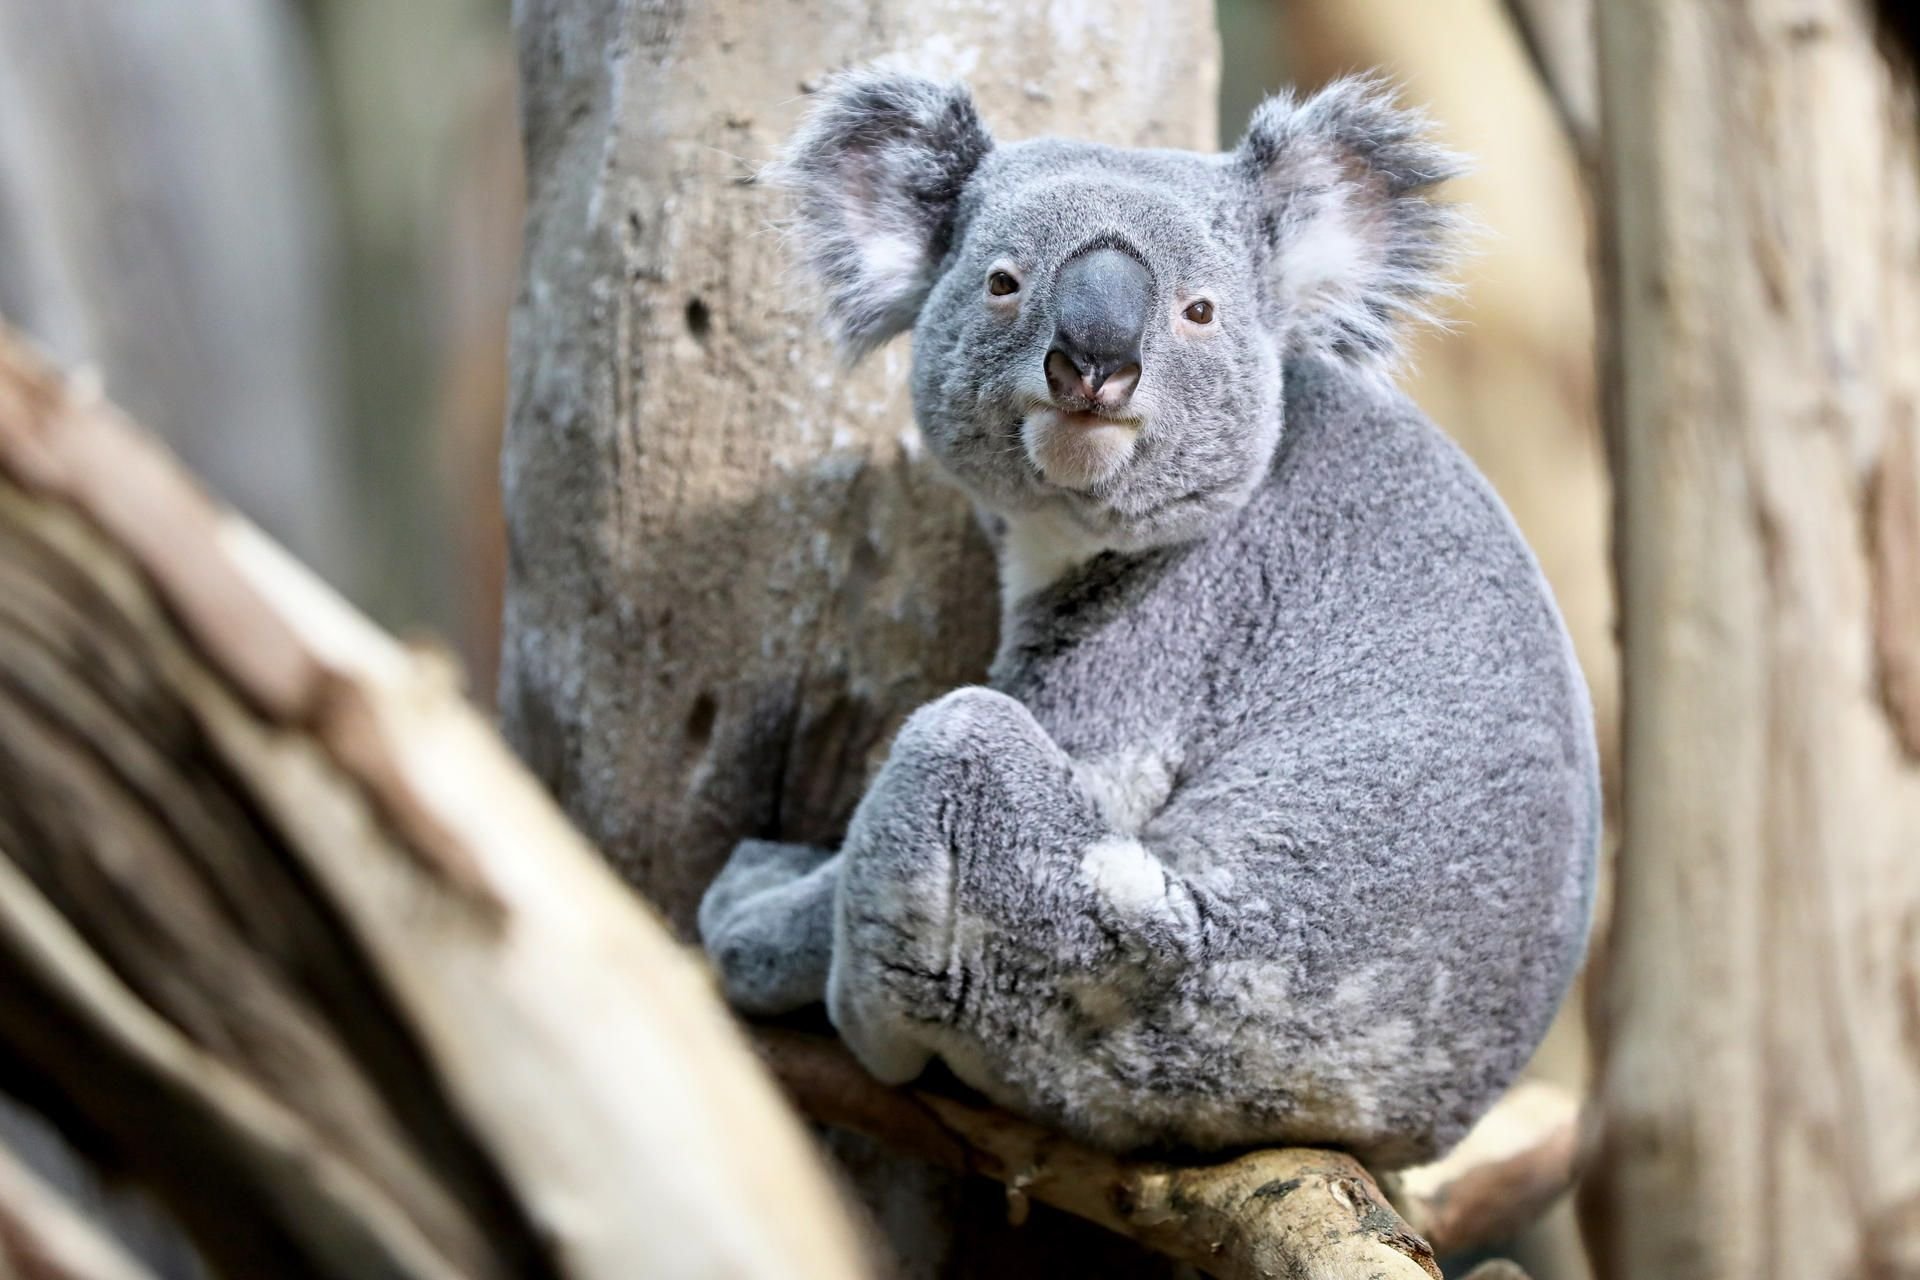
left=776, top=70, right=1465, bottom=550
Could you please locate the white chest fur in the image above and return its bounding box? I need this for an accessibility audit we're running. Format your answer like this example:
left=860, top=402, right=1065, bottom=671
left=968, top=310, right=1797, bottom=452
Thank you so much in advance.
left=998, top=507, right=1116, bottom=611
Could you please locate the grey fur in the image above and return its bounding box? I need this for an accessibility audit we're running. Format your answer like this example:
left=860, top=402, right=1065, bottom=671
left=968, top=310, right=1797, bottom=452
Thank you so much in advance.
left=702, top=70, right=1597, bottom=1167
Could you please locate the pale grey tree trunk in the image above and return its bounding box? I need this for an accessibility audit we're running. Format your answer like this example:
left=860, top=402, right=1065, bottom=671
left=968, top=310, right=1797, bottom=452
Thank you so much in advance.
left=501, top=1, right=1217, bottom=1272
left=1585, top=3, right=1920, bottom=1277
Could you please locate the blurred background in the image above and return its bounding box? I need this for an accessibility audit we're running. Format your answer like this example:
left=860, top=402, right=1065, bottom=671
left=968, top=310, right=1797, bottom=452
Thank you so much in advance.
left=0, top=0, right=521, bottom=691
left=0, top=2, right=1611, bottom=1275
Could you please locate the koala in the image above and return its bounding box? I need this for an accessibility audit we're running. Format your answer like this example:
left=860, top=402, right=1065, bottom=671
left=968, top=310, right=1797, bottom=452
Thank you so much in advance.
left=698, top=69, right=1599, bottom=1169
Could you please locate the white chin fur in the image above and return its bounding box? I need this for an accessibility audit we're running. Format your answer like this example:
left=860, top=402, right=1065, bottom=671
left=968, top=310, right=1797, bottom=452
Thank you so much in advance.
left=1021, top=408, right=1138, bottom=492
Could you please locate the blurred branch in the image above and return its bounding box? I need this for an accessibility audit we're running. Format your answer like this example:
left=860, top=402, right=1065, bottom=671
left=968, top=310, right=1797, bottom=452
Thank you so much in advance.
left=0, top=326, right=867, bottom=1280
left=1500, top=0, right=1600, bottom=169
left=758, top=1029, right=1581, bottom=1278
left=1462, top=1263, right=1537, bottom=1280
left=0, top=1139, right=156, bottom=1280
left=1389, top=1081, right=1583, bottom=1256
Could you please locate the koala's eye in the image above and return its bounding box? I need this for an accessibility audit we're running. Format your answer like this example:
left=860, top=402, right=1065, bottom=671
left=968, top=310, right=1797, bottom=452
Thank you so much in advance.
left=1184, top=300, right=1215, bottom=325
left=987, top=270, right=1020, bottom=297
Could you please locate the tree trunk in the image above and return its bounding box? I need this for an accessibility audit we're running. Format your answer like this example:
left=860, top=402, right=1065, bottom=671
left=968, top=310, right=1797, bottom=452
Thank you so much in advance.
left=501, top=3, right=1216, bottom=1274
left=1585, top=3, right=1920, bottom=1277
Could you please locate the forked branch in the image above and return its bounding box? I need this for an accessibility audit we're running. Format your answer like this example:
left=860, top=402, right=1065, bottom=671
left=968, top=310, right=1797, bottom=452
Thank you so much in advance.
left=757, top=1029, right=1580, bottom=1280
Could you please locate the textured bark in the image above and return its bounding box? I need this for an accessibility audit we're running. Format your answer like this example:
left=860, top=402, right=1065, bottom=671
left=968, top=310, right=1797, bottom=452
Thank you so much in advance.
left=502, top=3, right=1216, bottom=1274
left=1586, top=4, right=1920, bottom=1278
left=0, top=330, right=867, bottom=1280
left=0, top=0, right=351, bottom=589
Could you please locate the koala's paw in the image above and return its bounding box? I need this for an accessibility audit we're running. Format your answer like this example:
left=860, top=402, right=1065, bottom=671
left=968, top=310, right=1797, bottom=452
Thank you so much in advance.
left=698, top=840, right=838, bottom=1016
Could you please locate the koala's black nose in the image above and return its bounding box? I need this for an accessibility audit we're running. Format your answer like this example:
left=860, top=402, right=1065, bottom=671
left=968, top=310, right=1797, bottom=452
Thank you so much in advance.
left=1046, top=247, right=1150, bottom=409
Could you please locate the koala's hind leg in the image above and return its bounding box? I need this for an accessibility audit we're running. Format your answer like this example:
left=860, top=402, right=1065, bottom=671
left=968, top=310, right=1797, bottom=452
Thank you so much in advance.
left=830, top=687, right=1186, bottom=1088
left=698, top=840, right=839, bottom=1015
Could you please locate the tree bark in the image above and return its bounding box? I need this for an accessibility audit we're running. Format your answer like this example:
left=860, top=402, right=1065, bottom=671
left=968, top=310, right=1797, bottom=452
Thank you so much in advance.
left=0, top=329, right=869, bottom=1280
left=1586, top=3, right=1920, bottom=1277
left=502, top=3, right=1216, bottom=1274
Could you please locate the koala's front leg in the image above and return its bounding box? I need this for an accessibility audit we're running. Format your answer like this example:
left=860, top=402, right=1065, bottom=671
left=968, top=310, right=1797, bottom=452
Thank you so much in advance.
left=697, top=840, right=839, bottom=1015
left=829, top=687, right=1162, bottom=1086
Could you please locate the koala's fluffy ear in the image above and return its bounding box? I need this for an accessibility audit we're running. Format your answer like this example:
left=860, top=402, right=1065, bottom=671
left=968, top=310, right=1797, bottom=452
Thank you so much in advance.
left=773, top=70, right=994, bottom=358
left=1234, top=76, right=1467, bottom=366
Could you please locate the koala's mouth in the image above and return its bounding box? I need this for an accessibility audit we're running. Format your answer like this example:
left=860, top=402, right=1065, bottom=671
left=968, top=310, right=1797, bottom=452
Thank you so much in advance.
left=1054, top=408, right=1139, bottom=430
left=1020, top=407, right=1142, bottom=494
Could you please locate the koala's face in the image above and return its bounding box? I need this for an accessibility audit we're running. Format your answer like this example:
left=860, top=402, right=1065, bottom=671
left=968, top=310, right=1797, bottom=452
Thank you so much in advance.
left=907, top=144, right=1281, bottom=545
left=778, top=73, right=1461, bottom=549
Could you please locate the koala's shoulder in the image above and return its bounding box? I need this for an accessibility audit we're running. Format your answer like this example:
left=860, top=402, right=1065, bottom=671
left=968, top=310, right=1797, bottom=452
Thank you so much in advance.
left=1271, top=356, right=1522, bottom=553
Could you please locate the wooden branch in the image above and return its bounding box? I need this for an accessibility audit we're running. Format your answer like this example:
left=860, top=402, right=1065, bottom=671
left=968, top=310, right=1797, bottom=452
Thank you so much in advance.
left=758, top=1030, right=1583, bottom=1279
left=0, top=1138, right=157, bottom=1280
left=1389, top=1081, right=1582, bottom=1255
left=0, top=325, right=868, bottom=1279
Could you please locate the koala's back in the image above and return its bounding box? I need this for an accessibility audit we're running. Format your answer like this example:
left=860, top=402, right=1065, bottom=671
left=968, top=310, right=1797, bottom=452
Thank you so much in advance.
left=984, top=357, right=1599, bottom=1166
